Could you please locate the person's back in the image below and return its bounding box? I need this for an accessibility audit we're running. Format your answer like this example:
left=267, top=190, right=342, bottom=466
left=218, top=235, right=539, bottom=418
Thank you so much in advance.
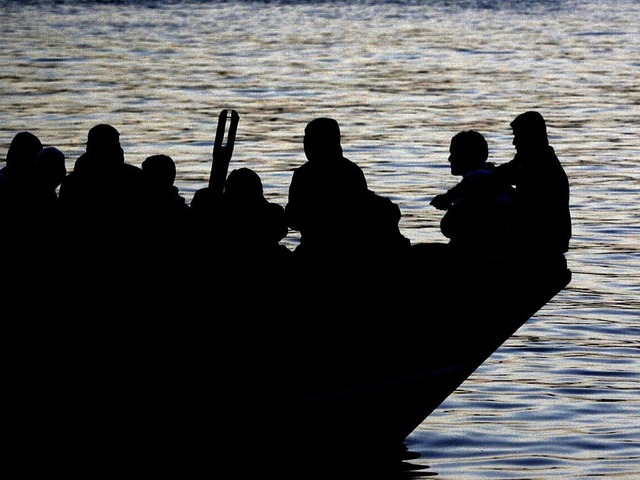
left=189, top=167, right=291, bottom=291
left=60, top=124, right=145, bottom=227
left=285, top=118, right=368, bottom=255
left=33, top=146, right=67, bottom=208
left=285, top=117, right=408, bottom=264
left=31, top=146, right=67, bottom=229
left=21, top=146, right=68, bottom=274
left=221, top=167, right=289, bottom=259
left=0, top=132, right=45, bottom=267
left=0, top=131, right=43, bottom=215
left=59, top=124, right=146, bottom=277
left=141, top=154, right=190, bottom=227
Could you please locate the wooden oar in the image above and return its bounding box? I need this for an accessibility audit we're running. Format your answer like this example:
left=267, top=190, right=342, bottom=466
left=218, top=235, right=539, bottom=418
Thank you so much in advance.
left=209, top=109, right=239, bottom=196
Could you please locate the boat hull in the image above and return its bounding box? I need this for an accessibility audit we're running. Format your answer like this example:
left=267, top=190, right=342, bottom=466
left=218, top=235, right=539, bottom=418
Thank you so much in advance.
left=6, top=251, right=571, bottom=472
left=218, top=256, right=572, bottom=459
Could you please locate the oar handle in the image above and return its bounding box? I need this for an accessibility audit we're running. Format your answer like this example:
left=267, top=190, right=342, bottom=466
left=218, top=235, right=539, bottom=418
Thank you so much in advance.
left=209, top=109, right=239, bottom=194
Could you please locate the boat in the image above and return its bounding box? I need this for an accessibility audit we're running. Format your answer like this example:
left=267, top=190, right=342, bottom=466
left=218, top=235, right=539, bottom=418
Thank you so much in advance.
left=5, top=111, right=572, bottom=473
left=202, top=112, right=573, bottom=468
left=210, top=250, right=572, bottom=467
left=4, top=242, right=570, bottom=476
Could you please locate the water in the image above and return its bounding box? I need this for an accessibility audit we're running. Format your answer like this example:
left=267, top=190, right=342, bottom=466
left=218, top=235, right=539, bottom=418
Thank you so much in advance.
left=1, top=0, right=639, bottom=477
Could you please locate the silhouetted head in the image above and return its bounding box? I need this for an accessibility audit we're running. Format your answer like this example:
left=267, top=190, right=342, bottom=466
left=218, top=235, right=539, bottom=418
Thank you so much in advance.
left=142, top=154, right=176, bottom=189
left=6, top=131, right=43, bottom=174
left=303, top=117, right=343, bottom=163
left=448, top=130, right=488, bottom=176
left=510, top=111, right=549, bottom=153
left=86, top=124, right=124, bottom=165
left=224, top=167, right=264, bottom=204
left=35, top=146, right=67, bottom=190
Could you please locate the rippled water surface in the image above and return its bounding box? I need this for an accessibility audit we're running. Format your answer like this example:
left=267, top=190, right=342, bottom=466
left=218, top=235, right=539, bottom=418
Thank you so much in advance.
left=1, top=0, right=638, bottom=478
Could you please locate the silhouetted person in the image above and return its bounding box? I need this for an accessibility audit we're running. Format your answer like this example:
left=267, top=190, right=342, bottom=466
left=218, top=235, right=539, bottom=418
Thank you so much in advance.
left=190, top=112, right=236, bottom=223
left=137, top=154, right=192, bottom=279
left=33, top=146, right=67, bottom=214
left=285, top=117, right=409, bottom=269
left=431, top=112, right=570, bottom=270
left=434, top=130, right=516, bottom=260
left=141, top=154, right=190, bottom=230
left=220, top=167, right=290, bottom=263
left=60, top=124, right=145, bottom=223
left=0, top=131, right=44, bottom=266
left=503, top=111, right=571, bottom=261
left=191, top=167, right=290, bottom=271
left=32, top=146, right=67, bottom=230
left=0, top=131, right=43, bottom=216
left=0, top=131, right=42, bottom=179
left=25, top=146, right=68, bottom=273
left=58, top=124, right=146, bottom=281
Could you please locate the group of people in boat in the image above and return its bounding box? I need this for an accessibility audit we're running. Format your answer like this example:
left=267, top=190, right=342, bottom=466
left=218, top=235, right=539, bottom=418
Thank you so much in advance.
left=0, top=110, right=571, bottom=292
left=1, top=110, right=573, bottom=475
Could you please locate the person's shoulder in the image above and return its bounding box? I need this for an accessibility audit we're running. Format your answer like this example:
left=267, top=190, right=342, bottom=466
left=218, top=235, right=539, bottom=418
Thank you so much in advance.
left=342, top=156, right=364, bottom=172
left=546, top=146, right=562, bottom=163
left=291, top=161, right=313, bottom=178
left=465, top=166, right=493, bottom=180
left=459, top=166, right=492, bottom=192
left=123, top=162, right=143, bottom=174
left=71, top=153, right=90, bottom=173
left=341, top=156, right=368, bottom=186
left=366, top=190, right=401, bottom=215
left=120, top=162, right=145, bottom=183
left=496, top=156, right=519, bottom=169
left=191, top=186, right=215, bottom=211
left=59, top=167, right=79, bottom=186
left=169, top=186, right=189, bottom=206
left=266, top=199, right=285, bottom=213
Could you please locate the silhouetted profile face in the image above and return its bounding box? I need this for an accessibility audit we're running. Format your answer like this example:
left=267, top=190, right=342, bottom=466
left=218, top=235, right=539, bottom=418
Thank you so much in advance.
left=510, top=111, right=549, bottom=154
left=303, top=117, right=343, bottom=163
left=224, top=167, right=264, bottom=204
left=86, top=124, right=124, bottom=165
left=6, top=131, right=43, bottom=173
left=448, top=130, right=488, bottom=176
left=142, top=154, right=176, bottom=189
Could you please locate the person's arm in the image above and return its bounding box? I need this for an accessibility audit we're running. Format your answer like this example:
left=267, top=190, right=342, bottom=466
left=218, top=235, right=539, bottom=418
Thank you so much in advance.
left=430, top=182, right=463, bottom=211
left=493, top=157, right=520, bottom=186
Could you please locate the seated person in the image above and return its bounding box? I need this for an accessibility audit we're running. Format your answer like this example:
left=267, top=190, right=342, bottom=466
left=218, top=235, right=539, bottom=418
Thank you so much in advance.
left=500, top=111, right=571, bottom=264
left=139, top=154, right=191, bottom=271
left=32, top=145, right=67, bottom=230
left=141, top=154, right=190, bottom=227
left=221, top=167, right=289, bottom=259
left=191, top=167, right=291, bottom=274
left=59, top=124, right=146, bottom=238
left=285, top=117, right=409, bottom=266
left=431, top=130, right=517, bottom=263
